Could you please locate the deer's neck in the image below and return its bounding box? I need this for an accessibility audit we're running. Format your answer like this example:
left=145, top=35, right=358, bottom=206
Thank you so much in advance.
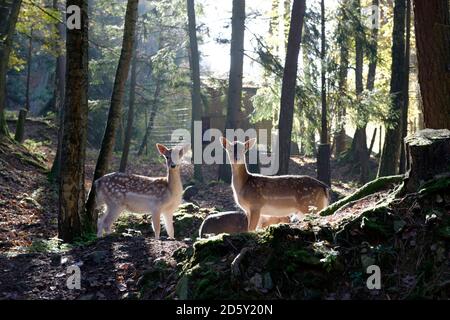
left=231, top=163, right=249, bottom=193
left=167, top=167, right=182, bottom=196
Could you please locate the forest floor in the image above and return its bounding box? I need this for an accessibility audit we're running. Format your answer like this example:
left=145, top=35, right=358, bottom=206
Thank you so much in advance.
left=0, top=118, right=390, bottom=300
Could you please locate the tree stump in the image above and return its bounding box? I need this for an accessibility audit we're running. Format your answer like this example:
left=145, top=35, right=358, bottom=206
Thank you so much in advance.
left=405, top=129, right=450, bottom=192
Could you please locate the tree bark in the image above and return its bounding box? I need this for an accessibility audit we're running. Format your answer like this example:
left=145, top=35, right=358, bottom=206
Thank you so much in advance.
left=0, top=0, right=22, bottom=138
left=349, top=0, right=369, bottom=183
left=276, top=0, right=306, bottom=175
left=218, top=0, right=246, bottom=182
left=317, top=0, right=330, bottom=187
left=187, top=0, right=203, bottom=182
left=15, top=30, right=33, bottom=143
left=137, top=78, right=162, bottom=156
left=334, top=0, right=350, bottom=157
left=413, top=0, right=450, bottom=129
left=119, top=41, right=138, bottom=173
left=378, top=0, right=406, bottom=177
left=50, top=0, right=67, bottom=182
left=58, top=0, right=89, bottom=242
left=404, top=129, right=450, bottom=192
left=399, top=0, right=411, bottom=174
left=85, top=0, right=139, bottom=230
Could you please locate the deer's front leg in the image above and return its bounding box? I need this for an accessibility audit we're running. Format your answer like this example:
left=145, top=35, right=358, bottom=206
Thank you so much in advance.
left=162, top=212, right=174, bottom=239
left=248, top=208, right=261, bottom=231
left=152, top=211, right=161, bottom=239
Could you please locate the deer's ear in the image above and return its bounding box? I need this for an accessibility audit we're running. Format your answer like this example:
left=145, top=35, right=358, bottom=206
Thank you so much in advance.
left=244, top=138, right=257, bottom=151
left=156, top=143, right=169, bottom=155
left=220, top=137, right=230, bottom=150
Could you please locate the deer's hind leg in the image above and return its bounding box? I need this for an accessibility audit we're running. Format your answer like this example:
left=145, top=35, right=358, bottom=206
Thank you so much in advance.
left=100, top=204, right=124, bottom=236
left=151, top=210, right=162, bottom=240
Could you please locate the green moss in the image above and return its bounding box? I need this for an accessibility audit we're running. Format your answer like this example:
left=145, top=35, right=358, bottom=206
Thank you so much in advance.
left=320, top=175, right=403, bottom=216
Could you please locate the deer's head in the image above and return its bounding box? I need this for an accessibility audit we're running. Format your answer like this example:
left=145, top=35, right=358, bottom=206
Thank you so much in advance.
left=220, top=137, right=256, bottom=165
left=156, top=143, right=189, bottom=169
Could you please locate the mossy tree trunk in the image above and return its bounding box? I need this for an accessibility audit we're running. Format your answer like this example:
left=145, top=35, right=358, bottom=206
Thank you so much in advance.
left=0, top=0, right=22, bottom=138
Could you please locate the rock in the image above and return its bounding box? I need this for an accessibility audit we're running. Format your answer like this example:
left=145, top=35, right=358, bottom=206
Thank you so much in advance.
left=199, top=211, right=248, bottom=238
left=183, top=186, right=199, bottom=201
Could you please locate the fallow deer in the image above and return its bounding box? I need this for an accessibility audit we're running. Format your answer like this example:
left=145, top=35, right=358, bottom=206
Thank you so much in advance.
left=220, top=137, right=330, bottom=231
left=95, top=143, right=188, bottom=239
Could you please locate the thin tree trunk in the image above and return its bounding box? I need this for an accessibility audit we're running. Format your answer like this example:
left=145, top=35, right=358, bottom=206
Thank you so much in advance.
left=119, top=41, right=138, bottom=172
left=276, top=0, right=306, bottom=175
left=413, top=0, right=450, bottom=129
left=378, top=0, right=406, bottom=177
left=218, top=0, right=246, bottom=182
left=317, top=0, right=330, bottom=187
left=334, top=0, right=349, bottom=157
left=0, top=0, right=22, bottom=138
left=350, top=0, right=370, bottom=183
left=58, top=0, right=89, bottom=242
left=187, top=0, right=203, bottom=182
left=85, top=0, right=139, bottom=230
left=137, top=78, right=162, bottom=156
left=399, top=0, right=411, bottom=174
left=50, top=0, right=67, bottom=182
left=15, top=31, right=33, bottom=143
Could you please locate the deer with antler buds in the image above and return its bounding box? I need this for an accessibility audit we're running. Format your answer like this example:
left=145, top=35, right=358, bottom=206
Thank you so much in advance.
left=220, top=137, right=330, bottom=231
left=94, top=144, right=189, bottom=239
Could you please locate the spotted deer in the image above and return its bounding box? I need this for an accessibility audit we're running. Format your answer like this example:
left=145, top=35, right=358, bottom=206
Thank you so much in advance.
left=220, top=137, right=330, bottom=231
left=95, top=143, right=188, bottom=239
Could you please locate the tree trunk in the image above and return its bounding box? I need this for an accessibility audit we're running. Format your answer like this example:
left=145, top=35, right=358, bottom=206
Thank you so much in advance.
left=0, top=0, right=22, bottom=138
left=276, top=0, right=306, bottom=175
left=15, top=31, right=33, bottom=143
left=119, top=41, right=138, bottom=173
left=404, top=129, right=450, bottom=192
left=218, top=0, right=246, bottom=182
left=187, top=0, right=203, bottom=182
left=366, top=0, right=379, bottom=92
left=317, top=0, right=330, bottom=187
left=334, top=0, right=350, bottom=158
left=399, top=0, right=411, bottom=174
left=413, top=0, right=450, bottom=129
left=378, top=0, right=406, bottom=177
left=58, top=0, right=89, bottom=242
left=85, top=0, right=139, bottom=230
left=50, top=0, right=67, bottom=182
left=137, top=78, right=162, bottom=156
